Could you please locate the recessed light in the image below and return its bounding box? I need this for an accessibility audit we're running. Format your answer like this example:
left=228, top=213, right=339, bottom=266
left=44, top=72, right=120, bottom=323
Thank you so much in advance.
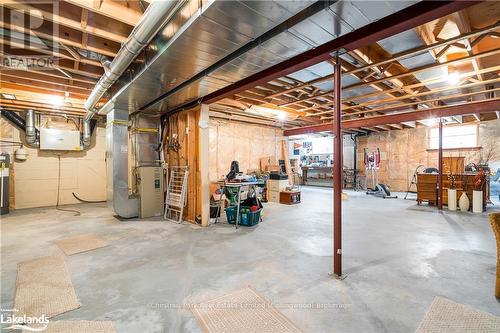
left=1, top=93, right=16, bottom=100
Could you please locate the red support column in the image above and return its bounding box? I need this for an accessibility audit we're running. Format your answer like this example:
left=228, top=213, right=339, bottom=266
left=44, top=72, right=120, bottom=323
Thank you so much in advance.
left=333, top=60, right=343, bottom=276
left=438, top=118, right=443, bottom=210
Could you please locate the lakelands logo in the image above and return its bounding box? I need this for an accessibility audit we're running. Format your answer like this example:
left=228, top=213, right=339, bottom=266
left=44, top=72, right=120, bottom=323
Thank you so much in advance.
left=1, top=309, right=49, bottom=332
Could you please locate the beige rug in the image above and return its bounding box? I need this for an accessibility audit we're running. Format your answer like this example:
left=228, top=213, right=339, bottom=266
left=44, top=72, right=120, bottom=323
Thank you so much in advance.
left=55, top=233, right=109, bottom=255
left=14, top=255, right=80, bottom=318
left=21, top=321, right=116, bottom=333
left=416, top=297, right=500, bottom=332
left=191, top=287, right=302, bottom=333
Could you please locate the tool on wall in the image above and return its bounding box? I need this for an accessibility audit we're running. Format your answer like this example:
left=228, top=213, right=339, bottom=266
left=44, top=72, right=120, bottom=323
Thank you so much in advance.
left=364, top=148, right=397, bottom=199
left=164, top=166, right=189, bottom=223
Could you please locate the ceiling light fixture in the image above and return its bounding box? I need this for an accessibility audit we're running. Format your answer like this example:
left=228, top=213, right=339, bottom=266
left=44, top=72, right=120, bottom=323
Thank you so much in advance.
left=447, top=72, right=460, bottom=85
left=1, top=93, right=16, bottom=100
left=49, top=95, right=64, bottom=107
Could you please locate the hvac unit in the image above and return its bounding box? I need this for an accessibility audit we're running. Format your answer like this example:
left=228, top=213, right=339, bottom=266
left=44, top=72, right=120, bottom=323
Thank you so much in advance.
left=137, top=166, right=164, bottom=218
left=40, top=128, right=81, bottom=151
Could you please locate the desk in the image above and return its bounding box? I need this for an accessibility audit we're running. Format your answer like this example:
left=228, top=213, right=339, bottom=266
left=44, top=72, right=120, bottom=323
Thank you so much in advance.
left=213, top=181, right=263, bottom=228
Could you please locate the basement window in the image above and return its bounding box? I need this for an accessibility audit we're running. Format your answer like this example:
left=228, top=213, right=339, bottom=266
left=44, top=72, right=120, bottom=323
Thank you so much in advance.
left=429, top=124, right=478, bottom=149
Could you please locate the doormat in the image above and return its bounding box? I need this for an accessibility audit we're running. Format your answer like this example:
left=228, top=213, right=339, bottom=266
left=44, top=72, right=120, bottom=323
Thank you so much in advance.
left=191, top=287, right=302, bottom=333
left=22, top=321, right=116, bottom=333
left=14, top=255, right=80, bottom=318
left=415, top=297, right=500, bottom=332
left=55, top=233, right=109, bottom=255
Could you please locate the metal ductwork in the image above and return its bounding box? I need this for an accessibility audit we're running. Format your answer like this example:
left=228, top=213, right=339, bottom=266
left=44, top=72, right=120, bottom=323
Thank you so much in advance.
left=0, top=109, right=39, bottom=148
left=83, top=0, right=177, bottom=120
left=106, top=109, right=139, bottom=218
left=83, top=0, right=176, bottom=218
left=81, top=118, right=97, bottom=148
left=25, top=110, right=39, bottom=147
left=82, top=120, right=91, bottom=147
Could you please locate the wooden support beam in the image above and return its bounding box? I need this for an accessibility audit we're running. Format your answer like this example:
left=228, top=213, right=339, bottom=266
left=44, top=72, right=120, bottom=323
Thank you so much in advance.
left=0, top=35, right=103, bottom=68
left=296, top=65, right=500, bottom=115
left=0, top=72, right=93, bottom=92
left=268, top=22, right=500, bottom=99
left=0, top=21, right=119, bottom=57
left=199, top=104, right=210, bottom=227
left=321, top=86, right=500, bottom=120
left=2, top=2, right=128, bottom=43
left=283, top=99, right=500, bottom=135
left=66, top=0, right=143, bottom=26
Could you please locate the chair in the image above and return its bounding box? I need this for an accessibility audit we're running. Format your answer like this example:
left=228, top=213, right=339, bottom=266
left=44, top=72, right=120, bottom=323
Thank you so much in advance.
left=489, top=212, right=500, bottom=298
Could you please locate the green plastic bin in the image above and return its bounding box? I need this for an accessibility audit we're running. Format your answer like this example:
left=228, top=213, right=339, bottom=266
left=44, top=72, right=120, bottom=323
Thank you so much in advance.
left=225, top=206, right=262, bottom=226
left=225, top=206, right=238, bottom=224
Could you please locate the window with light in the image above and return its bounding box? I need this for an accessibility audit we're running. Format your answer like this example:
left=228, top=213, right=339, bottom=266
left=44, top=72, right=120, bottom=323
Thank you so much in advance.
left=429, top=124, right=478, bottom=149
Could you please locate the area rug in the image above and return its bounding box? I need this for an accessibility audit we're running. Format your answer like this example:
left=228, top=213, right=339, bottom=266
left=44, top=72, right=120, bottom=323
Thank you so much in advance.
left=55, top=233, right=109, bottom=255
left=191, top=287, right=302, bottom=333
left=415, top=297, right=500, bottom=332
left=22, top=321, right=116, bottom=333
left=14, top=255, right=80, bottom=318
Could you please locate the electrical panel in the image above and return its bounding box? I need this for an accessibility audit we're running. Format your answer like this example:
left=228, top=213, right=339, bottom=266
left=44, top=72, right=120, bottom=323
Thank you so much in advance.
left=40, top=128, right=81, bottom=151
left=138, top=166, right=164, bottom=218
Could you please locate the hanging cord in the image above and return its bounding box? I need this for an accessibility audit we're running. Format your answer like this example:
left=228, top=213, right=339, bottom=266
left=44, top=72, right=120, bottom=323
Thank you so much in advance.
left=56, top=154, right=81, bottom=216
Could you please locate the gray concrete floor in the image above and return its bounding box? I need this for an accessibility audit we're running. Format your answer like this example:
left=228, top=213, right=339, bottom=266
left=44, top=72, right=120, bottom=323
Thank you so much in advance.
left=1, top=187, right=499, bottom=332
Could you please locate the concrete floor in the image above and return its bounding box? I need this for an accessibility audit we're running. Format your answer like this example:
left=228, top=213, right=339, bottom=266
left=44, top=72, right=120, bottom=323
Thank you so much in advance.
left=1, top=187, right=499, bottom=332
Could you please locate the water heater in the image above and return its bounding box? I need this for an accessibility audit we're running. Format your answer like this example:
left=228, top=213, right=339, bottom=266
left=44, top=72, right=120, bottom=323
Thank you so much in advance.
left=137, top=166, right=164, bottom=218
left=0, top=153, right=10, bottom=215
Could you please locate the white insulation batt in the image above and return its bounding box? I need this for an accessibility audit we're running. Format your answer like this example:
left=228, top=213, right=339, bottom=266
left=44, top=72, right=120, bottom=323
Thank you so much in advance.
left=209, top=119, right=284, bottom=181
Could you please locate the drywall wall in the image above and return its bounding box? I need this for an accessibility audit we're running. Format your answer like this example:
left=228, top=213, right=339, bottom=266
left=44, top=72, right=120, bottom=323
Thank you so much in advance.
left=0, top=117, right=106, bottom=209
left=209, top=119, right=283, bottom=181
left=356, top=119, right=500, bottom=194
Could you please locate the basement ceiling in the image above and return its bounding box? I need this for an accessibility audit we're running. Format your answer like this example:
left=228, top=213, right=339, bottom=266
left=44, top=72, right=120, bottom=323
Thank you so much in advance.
left=1, top=1, right=498, bottom=132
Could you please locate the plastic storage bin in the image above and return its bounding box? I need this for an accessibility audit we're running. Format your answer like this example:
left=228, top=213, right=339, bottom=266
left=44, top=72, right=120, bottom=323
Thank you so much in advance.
left=238, top=206, right=262, bottom=227
left=224, top=205, right=262, bottom=226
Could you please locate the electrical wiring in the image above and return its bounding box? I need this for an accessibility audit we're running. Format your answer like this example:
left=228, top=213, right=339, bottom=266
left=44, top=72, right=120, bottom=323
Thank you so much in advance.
left=71, top=192, right=106, bottom=203
left=56, top=154, right=81, bottom=216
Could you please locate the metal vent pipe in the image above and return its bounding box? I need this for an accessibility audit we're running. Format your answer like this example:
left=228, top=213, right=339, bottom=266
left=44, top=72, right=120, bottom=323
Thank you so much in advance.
left=25, top=109, right=39, bottom=147
left=83, top=0, right=177, bottom=121
left=0, top=109, right=39, bottom=147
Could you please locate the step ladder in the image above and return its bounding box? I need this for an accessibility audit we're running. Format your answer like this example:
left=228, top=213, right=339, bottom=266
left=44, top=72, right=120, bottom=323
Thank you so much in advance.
left=164, top=166, right=189, bottom=223
left=404, top=165, right=424, bottom=200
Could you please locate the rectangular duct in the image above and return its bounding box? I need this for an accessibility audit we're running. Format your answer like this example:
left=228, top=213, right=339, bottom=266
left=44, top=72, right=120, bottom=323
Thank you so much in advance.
left=106, top=109, right=139, bottom=218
